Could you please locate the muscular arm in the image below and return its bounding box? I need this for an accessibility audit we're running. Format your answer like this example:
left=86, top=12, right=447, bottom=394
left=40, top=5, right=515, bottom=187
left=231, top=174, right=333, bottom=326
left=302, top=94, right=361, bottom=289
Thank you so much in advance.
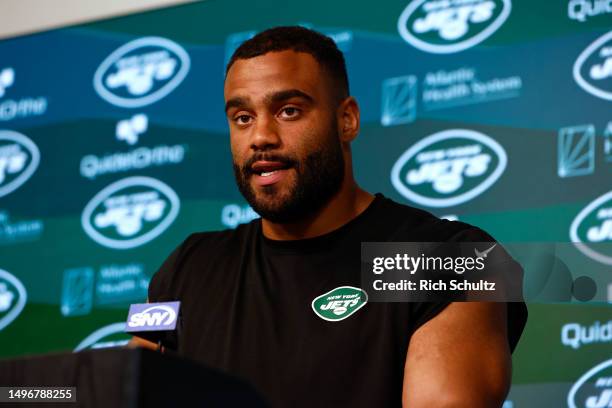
left=402, top=302, right=511, bottom=407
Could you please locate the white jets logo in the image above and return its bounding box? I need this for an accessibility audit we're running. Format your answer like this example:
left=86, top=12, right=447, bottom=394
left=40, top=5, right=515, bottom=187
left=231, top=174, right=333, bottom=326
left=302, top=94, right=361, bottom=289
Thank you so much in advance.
left=573, top=31, right=612, bottom=101
left=568, top=358, right=612, bottom=408
left=81, top=176, right=180, bottom=249
left=127, top=305, right=177, bottom=328
left=0, top=130, right=40, bottom=198
left=570, top=190, right=612, bottom=265
left=0, top=269, right=27, bottom=331
left=397, top=0, right=512, bottom=53
left=93, top=37, right=190, bottom=108
left=391, top=129, right=507, bottom=207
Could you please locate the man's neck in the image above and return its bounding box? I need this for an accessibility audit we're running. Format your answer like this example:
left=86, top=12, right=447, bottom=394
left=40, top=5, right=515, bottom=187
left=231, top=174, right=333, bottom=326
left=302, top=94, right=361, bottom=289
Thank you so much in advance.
left=261, top=185, right=374, bottom=241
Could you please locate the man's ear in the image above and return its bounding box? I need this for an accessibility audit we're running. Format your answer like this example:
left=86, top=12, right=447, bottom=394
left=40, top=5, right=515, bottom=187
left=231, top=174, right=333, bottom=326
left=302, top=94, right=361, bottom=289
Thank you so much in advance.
left=338, top=96, right=360, bottom=143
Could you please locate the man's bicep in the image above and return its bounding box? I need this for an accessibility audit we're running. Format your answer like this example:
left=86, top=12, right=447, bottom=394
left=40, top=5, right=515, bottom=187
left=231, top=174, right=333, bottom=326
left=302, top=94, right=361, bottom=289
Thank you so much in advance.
left=402, top=302, right=511, bottom=408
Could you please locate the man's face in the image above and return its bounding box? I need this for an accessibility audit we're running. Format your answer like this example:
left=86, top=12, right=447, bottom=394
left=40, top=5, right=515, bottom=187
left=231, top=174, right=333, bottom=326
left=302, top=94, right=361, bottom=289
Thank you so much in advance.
left=224, top=50, right=345, bottom=223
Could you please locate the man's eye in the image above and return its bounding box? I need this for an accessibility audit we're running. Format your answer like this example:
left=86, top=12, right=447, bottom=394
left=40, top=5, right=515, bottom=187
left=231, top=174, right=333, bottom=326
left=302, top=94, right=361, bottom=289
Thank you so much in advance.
left=234, top=115, right=252, bottom=125
left=279, top=107, right=300, bottom=119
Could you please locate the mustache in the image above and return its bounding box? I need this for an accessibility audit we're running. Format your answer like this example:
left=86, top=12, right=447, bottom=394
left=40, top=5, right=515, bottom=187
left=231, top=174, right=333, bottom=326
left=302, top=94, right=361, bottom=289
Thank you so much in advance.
left=241, top=153, right=298, bottom=175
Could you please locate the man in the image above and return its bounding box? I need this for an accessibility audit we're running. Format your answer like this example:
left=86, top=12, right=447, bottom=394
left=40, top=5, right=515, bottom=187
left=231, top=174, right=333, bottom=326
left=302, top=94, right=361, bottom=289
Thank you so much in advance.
left=133, top=26, right=527, bottom=407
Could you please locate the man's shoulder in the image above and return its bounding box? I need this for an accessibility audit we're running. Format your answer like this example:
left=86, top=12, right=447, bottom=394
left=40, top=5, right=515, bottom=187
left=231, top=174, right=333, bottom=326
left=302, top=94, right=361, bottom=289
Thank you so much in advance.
left=374, top=194, right=488, bottom=242
left=149, top=220, right=258, bottom=293
left=177, top=220, right=259, bottom=257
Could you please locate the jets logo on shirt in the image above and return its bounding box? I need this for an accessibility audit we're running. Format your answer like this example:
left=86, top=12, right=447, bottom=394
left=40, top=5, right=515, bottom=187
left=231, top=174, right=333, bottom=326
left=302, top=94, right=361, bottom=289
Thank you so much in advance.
left=311, top=286, right=368, bottom=322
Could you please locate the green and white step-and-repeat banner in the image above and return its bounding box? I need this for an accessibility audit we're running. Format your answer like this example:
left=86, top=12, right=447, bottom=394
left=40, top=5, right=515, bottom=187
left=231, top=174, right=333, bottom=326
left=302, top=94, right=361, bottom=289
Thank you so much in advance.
left=0, top=1, right=611, bottom=406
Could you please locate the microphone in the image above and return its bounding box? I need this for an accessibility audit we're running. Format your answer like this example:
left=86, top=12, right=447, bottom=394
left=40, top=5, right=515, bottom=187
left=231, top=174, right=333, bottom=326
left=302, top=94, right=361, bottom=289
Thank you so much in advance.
left=125, top=301, right=181, bottom=351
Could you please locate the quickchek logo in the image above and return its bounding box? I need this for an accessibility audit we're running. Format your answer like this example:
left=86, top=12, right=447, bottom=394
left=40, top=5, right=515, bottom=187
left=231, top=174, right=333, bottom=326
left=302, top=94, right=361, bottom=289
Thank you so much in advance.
left=0, top=268, right=27, bottom=331
left=81, top=176, right=180, bottom=250
left=568, top=358, right=612, bottom=408
left=0, top=67, right=14, bottom=98
left=311, top=286, right=367, bottom=322
left=0, top=130, right=40, bottom=198
left=391, top=129, right=507, bottom=208
left=573, top=31, right=612, bottom=101
left=397, top=0, right=511, bottom=54
left=570, top=190, right=612, bottom=265
left=93, top=37, right=190, bottom=108
left=127, top=305, right=177, bottom=329
left=562, top=320, right=612, bottom=350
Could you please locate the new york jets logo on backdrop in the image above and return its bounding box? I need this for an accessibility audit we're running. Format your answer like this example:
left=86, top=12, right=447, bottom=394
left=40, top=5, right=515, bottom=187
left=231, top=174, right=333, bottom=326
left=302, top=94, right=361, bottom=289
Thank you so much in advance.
left=397, top=0, right=512, bottom=54
left=93, top=36, right=190, bottom=108
left=391, top=129, right=507, bottom=208
left=311, top=286, right=368, bottom=322
left=0, top=268, right=27, bottom=331
left=567, top=358, right=612, bottom=408
left=573, top=31, right=612, bottom=101
left=74, top=322, right=130, bottom=351
left=0, top=130, right=40, bottom=198
left=81, top=176, right=180, bottom=250
left=570, top=190, right=612, bottom=265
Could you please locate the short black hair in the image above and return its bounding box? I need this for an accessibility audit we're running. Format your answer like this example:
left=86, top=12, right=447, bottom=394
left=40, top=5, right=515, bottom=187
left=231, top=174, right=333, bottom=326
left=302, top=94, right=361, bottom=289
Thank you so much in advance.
left=225, top=26, right=350, bottom=100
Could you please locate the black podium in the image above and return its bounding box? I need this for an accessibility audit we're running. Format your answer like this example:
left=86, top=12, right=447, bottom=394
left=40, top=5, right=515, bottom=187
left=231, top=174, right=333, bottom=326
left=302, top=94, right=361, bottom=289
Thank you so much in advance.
left=0, top=347, right=268, bottom=407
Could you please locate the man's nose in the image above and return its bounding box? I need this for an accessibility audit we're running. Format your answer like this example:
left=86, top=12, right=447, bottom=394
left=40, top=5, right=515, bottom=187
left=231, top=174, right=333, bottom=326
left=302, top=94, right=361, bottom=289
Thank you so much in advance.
left=250, top=115, right=281, bottom=151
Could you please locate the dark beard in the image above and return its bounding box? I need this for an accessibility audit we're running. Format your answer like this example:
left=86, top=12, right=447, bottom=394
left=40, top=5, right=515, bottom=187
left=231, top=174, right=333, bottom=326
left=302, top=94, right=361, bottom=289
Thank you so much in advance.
left=233, top=134, right=345, bottom=224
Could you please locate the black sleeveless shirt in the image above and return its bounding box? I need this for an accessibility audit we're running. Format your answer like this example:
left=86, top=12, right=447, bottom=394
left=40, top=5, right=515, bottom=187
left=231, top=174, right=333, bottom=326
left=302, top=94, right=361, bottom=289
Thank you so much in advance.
left=148, top=193, right=527, bottom=407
